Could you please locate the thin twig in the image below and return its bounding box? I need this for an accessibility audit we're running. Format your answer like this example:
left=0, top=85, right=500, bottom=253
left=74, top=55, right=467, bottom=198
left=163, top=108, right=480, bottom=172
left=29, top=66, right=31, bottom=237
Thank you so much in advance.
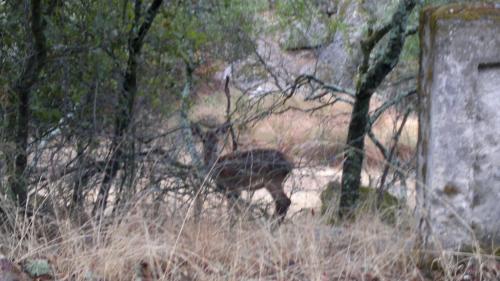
left=377, top=108, right=412, bottom=206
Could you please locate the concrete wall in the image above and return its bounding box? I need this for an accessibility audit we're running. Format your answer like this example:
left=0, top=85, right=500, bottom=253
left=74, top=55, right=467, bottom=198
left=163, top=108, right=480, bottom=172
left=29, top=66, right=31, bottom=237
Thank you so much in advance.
left=417, top=3, right=500, bottom=250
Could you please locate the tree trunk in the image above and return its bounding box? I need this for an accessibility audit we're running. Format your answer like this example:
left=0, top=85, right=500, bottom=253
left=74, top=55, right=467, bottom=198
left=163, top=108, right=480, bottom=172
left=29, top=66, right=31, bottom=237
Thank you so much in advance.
left=92, top=48, right=137, bottom=215
left=339, top=94, right=372, bottom=216
left=9, top=86, right=30, bottom=207
left=93, top=0, right=163, bottom=215
left=5, top=0, right=47, bottom=208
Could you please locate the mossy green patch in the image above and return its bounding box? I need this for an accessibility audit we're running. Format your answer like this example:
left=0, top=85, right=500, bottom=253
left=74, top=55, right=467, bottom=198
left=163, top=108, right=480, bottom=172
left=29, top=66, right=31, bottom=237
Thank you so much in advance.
left=320, top=181, right=401, bottom=225
left=425, top=3, right=500, bottom=38
left=24, top=259, right=53, bottom=278
left=431, top=3, right=500, bottom=22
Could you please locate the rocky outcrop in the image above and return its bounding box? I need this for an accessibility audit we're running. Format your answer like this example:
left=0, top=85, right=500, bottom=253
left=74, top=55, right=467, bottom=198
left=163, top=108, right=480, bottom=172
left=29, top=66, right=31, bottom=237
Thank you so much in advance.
left=279, top=17, right=331, bottom=51
left=317, top=0, right=393, bottom=89
left=225, top=0, right=399, bottom=96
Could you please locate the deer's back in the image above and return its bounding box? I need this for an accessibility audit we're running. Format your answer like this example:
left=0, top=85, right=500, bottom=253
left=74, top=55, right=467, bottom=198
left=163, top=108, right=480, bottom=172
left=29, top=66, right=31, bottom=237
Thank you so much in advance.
left=212, top=149, right=293, bottom=189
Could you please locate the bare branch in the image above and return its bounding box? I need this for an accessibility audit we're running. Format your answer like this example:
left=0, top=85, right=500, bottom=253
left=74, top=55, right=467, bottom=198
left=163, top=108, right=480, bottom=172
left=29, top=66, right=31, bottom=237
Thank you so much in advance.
left=367, top=129, right=389, bottom=160
left=253, top=43, right=285, bottom=92
left=133, top=0, right=164, bottom=53
left=360, top=21, right=394, bottom=56
left=359, top=0, right=417, bottom=95
left=224, top=77, right=238, bottom=151
left=405, top=25, right=418, bottom=37
left=293, top=74, right=356, bottom=99
left=369, top=88, right=416, bottom=125
left=377, top=108, right=412, bottom=204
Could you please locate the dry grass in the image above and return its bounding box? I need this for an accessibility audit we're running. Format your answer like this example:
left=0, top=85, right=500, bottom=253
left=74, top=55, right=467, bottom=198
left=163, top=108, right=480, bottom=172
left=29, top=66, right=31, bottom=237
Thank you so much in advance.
left=1, top=205, right=425, bottom=281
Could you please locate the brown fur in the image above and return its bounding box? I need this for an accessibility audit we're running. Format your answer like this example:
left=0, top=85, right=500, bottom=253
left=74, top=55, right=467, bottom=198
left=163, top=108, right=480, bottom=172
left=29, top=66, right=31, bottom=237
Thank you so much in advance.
left=191, top=123, right=293, bottom=222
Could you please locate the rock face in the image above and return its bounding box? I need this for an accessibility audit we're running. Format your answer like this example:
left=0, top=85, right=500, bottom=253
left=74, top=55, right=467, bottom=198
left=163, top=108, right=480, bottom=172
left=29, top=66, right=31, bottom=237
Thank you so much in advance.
left=279, top=17, right=331, bottom=51
left=417, top=3, right=500, bottom=250
left=316, top=0, right=364, bottom=89
left=227, top=0, right=398, bottom=95
left=316, top=0, right=393, bottom=89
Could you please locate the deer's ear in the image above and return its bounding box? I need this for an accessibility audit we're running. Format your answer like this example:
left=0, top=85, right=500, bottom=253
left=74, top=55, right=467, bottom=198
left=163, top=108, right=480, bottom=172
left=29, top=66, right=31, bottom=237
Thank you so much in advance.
left=190, top=122, right=202, bottom=137
left=215, top=122, right=231, bottom=135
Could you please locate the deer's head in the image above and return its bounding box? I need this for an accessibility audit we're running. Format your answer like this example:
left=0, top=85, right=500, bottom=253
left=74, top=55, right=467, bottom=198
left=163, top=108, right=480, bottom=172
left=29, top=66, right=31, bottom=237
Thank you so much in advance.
left=190, top=121, right=231, bottom=166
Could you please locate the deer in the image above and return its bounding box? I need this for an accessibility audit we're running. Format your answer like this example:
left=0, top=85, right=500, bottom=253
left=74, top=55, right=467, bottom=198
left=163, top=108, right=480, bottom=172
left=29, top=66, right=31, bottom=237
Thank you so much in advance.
left=190, top=120, right=293, bottom=224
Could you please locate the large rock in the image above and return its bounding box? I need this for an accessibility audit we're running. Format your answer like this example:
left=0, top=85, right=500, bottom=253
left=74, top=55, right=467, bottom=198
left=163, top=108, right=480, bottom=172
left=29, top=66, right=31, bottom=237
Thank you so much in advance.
left=279, top=17, right=331, bottom=51
left=417, top=3, right=500, bottom=250
left=316, top=0, right=393, bottom=89
left=227, top=0, right=403, bottom=96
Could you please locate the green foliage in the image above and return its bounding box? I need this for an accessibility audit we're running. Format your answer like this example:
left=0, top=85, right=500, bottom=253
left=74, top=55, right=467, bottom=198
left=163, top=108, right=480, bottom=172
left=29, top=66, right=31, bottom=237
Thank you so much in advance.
left=0, top=0, right=264, bottom=137
left=127, top=0, right=260, bottom=117
left=422, top=0, right=483, bottom=6
left=400, top=33, right=419, bottom=62
left=157, top=0, right=258, bottom=64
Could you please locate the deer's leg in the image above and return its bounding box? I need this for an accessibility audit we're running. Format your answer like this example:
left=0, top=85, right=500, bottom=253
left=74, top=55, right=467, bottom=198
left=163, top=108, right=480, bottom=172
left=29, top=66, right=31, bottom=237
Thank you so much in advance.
left=266, top=180, right=291, bottom=223
left=226, top=189, right=241, bottom=226
left=226, top=190, right=241, bottom=211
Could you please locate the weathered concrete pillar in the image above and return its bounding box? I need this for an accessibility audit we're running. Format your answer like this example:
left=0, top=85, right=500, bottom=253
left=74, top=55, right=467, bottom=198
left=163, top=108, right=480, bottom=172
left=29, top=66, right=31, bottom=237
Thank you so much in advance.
left=417, top=3, right=500, bottom=250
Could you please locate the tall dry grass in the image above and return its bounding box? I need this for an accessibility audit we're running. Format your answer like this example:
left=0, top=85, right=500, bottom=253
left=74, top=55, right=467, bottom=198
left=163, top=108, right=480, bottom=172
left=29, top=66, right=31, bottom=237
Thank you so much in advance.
left=1, top=204, right=425, bottom=281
